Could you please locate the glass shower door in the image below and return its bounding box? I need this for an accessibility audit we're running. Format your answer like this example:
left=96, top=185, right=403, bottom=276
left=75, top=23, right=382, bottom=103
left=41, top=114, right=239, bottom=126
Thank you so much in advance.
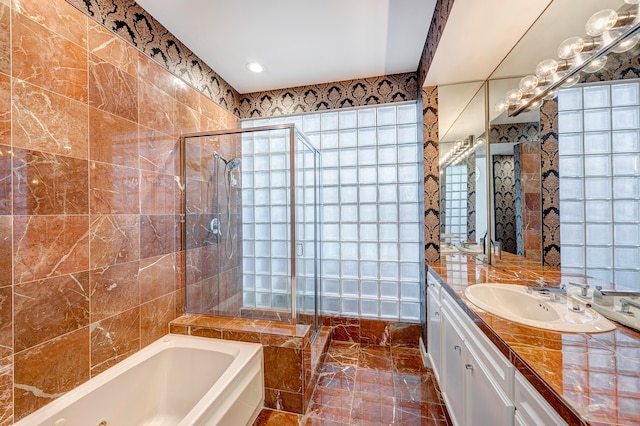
left=295, top=129, right=321, bottom=334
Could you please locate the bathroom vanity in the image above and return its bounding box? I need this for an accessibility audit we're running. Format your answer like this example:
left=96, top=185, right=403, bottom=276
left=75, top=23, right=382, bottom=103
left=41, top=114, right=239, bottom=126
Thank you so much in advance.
left=427, top=254, right=640, bottom=426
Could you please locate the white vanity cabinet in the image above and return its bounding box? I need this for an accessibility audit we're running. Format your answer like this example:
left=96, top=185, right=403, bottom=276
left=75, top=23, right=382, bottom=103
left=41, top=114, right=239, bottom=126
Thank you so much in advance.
left=426, top=270, right=566, bottom=426
left=427, top=281, right=442, bottom=380
left=441, top=296, right=514, bottom=426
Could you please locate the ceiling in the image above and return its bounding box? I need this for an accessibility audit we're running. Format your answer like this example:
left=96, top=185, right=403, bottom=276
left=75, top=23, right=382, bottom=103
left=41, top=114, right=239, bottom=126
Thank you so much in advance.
left=135, top=0, right=436, bottom=94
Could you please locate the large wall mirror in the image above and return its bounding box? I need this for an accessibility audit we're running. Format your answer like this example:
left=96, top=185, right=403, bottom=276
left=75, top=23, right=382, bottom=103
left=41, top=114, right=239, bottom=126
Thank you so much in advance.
left=485, top=0, right=640, bottom=290
left=438, top=83, right=489, bottom=259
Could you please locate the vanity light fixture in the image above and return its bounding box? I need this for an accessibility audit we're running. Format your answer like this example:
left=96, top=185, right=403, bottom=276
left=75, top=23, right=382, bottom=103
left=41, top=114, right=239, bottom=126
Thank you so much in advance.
left=439, top=136, right=484, bottom=169
left=247, top=62, right=264, bottom=73
left=496, top=2, right=640, bottom=117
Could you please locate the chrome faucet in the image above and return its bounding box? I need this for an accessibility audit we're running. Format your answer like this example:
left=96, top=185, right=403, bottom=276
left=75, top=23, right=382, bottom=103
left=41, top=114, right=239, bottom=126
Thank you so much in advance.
left=620, top=298, right=640, bottom=316
left=568, top=281, right=589, bottom=298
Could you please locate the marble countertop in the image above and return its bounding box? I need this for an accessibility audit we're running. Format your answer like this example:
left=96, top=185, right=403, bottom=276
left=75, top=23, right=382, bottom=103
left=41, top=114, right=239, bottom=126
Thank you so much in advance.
left=428, top=253, right=640, bottom=426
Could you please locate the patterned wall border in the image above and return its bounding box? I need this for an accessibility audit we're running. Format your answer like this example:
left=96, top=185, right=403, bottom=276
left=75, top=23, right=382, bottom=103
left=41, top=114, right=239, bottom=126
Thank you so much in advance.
left=466, top=152, right=476, bottom=242
left=514, top=146, right=524, bottom=256
left=65, top=0, right=242, bottom=116
left=488, top=122, right=539, bottom=144
left=238, top=73, right=418, bottom=118
left=423, top=86, right=440, bottom=263
left=539, top=99, right=561, bottom=266
left=493, top=155, right=517, bottom=254
left=417, top=0, right=456, bottom=87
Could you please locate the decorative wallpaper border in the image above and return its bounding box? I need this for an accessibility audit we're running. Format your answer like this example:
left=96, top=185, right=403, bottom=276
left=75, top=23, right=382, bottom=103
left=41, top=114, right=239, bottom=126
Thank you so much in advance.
left=417, top=0, right=456, bottom=86
left=488, top=122, right=539, bottom=144
left=514, top=147, right=524, bottom=256
left=423, top=86, right=440, bottom=263
left=466, top=152, right=476, bottom=242
left=238, top=73, right=418, bottom=118
left=65, top=0, right=242, bottom=116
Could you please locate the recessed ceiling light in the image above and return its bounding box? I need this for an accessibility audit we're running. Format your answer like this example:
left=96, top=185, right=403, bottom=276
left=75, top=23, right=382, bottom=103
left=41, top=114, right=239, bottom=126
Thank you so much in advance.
left=247, top=62, right=264, bottom=73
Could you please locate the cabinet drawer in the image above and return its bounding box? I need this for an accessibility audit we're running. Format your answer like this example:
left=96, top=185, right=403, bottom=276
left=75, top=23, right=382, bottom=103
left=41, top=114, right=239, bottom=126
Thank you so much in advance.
left=427, top=270, right=441, bottom=299
left=514, top=371, right=567, bottom=426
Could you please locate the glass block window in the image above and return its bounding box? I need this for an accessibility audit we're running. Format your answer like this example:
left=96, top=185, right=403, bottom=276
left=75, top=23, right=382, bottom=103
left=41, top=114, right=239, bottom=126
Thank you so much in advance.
left=558, top=81, right=640, bottom=289
left=444, top=164, right=468, bottom=240
left=242, top=102, right=423, bottom=321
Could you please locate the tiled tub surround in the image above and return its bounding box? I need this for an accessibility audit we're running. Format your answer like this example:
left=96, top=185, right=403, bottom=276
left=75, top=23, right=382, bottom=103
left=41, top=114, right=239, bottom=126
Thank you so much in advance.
left=430, top=254, right=640, bottom=425
left=0, top=0, right=238, bottom=422
left=169, top=315, right=331, bottom=414
left=169, top=314, right=422, bottom=415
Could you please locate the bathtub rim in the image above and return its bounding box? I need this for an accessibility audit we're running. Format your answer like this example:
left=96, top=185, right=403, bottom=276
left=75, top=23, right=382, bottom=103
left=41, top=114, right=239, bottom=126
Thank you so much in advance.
left=14, top=333, right=264, bottom=426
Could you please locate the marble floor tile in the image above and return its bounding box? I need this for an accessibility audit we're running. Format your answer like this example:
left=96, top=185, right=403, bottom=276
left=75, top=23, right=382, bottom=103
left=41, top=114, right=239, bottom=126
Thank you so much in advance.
left=253, top=340, right=452, bottom=425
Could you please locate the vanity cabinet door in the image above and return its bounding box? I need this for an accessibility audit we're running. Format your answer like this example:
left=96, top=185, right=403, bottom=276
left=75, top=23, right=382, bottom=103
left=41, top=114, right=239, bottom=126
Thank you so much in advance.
left=442, top=308, right=465, bottom=426
left=427, top=286, right=442, bottom=380
left=465, top=344, right=515, bottom=426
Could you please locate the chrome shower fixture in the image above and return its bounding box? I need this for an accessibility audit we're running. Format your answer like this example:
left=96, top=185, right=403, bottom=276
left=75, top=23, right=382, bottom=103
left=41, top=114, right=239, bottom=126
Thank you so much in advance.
left=213, top=152, right=241, bottom=172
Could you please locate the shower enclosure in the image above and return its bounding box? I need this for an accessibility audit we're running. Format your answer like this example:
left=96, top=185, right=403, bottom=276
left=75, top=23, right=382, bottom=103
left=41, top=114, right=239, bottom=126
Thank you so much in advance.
left=180, top=125, right=321, bottom=332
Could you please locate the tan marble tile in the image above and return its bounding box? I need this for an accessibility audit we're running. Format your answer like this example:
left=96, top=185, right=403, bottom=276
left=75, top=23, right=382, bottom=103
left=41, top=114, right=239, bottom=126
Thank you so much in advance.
left=12, top=148, right=89, bottom=215
left=0, top=146, right=10, bottom=215
left=0, top=217, right=9, bottom=287
left=13, top=215, right=89, bottom=283
left=0, top=4, right=9, bottom=75
left=14, top=272, right=90, bottom=352
left=88, top=21, right=137, bottom=76
left=264, top=388, right=304, bottom=414
left=0, top=355, right=12, bottom=426
left=253, top=408, right=302, bottom=426
left=138, top=79, right=175, bottom=137
left=138, top=126, right=179, bottom=174
left=89, top=54, right=138, bottom=122
left=0, top=73, right=9, bottom=146
left=90, top=261, right=140, bottom=322
left=136, top=53, right=174, bottom=96
left=13, top=327, right=90, bottom=420
left=89, top=107, right=139, bottom=169
left=174, top=79, right=200, bottom=114
left=12, top=79, right=88, bottom=159
left=140, top=291, right=176, bottom=348
left=174, top=101, right=201, bottom=136
left=0, top=286, right=10, bottom=351
left=139, top=170, right=176, bottom=215
left=140, top=214, right=176, bottom=259
left=12, top=11, right=88, bottom=101
left=90, top=307, right=140, bottom=376
left=139, top=253, right=177, bottom=304
left=89, top=214, right=139, bottom=269
left=89, top=161, right=139, bottom=214
left=13, top=0, right=87, bottom=46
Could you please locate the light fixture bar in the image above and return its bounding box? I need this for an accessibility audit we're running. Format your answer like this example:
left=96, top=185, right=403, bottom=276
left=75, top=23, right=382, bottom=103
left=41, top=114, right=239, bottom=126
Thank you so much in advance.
left=509, top=19, right=640, bottom=117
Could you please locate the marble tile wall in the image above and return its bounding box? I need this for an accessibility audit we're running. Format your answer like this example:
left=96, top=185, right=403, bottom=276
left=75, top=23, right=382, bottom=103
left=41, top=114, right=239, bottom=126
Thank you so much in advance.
left=0, top=0, right=238, bottom=422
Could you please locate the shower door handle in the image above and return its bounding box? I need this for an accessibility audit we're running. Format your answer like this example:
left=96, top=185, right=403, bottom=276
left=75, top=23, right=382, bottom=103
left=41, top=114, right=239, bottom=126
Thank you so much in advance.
left=296, top=242, right=304, bottom=257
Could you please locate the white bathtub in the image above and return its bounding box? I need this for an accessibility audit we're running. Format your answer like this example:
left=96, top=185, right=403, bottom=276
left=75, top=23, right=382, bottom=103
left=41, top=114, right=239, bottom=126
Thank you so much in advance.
left=15, top=334, right=264, bottom=426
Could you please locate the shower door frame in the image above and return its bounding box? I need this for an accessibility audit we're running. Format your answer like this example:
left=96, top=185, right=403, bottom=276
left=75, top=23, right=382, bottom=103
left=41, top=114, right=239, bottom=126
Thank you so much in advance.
left=179, top=124, right=321, bottom=327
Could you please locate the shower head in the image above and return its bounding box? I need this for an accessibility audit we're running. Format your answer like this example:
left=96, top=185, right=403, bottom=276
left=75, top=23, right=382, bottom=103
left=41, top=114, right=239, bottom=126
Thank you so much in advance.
left=225, top=157, right=241, bottom=172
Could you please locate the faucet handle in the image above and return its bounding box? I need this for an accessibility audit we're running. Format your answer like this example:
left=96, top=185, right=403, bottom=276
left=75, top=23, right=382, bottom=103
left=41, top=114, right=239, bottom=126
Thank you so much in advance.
left=568, top=281, right=589, bottom=297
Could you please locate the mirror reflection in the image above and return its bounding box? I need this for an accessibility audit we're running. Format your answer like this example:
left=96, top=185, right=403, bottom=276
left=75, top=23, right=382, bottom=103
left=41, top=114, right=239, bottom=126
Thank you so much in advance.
left=438, top=83, right=488, bottom=257
left=485, top=0, right=640, bottom=281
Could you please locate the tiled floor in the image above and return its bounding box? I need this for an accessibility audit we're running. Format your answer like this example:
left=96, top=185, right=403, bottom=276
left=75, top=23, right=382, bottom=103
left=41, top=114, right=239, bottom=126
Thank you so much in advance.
left=253, top=340, right=451, bottom=425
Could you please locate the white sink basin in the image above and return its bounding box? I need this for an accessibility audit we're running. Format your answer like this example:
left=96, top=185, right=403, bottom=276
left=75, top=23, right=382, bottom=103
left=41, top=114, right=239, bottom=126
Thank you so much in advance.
left=464, top=284, right=616, bottom=333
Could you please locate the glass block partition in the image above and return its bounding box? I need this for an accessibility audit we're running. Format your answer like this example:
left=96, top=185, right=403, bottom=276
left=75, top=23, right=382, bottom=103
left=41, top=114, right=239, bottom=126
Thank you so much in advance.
left=558, top=80, right=640, bottom=289
left=242, top=103, right=423, bottom=321
left=443, top=164, right=468, bottom=241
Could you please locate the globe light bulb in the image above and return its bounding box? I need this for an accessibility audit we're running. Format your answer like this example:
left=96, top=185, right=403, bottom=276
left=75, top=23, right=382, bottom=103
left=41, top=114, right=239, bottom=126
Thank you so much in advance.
left=625, top=0, right=639, bottom=4
left=558, top=36, right=585, bottom=59
left=506, top=89, right=522, bottom=106
left=583, top=56, right=608, bottom=73
left=561, top=73, right=581, bottom=88
left=494, top=101, right=507, bottom=114
left=613, top=33, right=640, bottom=53
left=519, top=75, right=539, bottom=94
left=585, top=9, right=618, bottom=37
left=536, top=59, right=558, bottom=78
